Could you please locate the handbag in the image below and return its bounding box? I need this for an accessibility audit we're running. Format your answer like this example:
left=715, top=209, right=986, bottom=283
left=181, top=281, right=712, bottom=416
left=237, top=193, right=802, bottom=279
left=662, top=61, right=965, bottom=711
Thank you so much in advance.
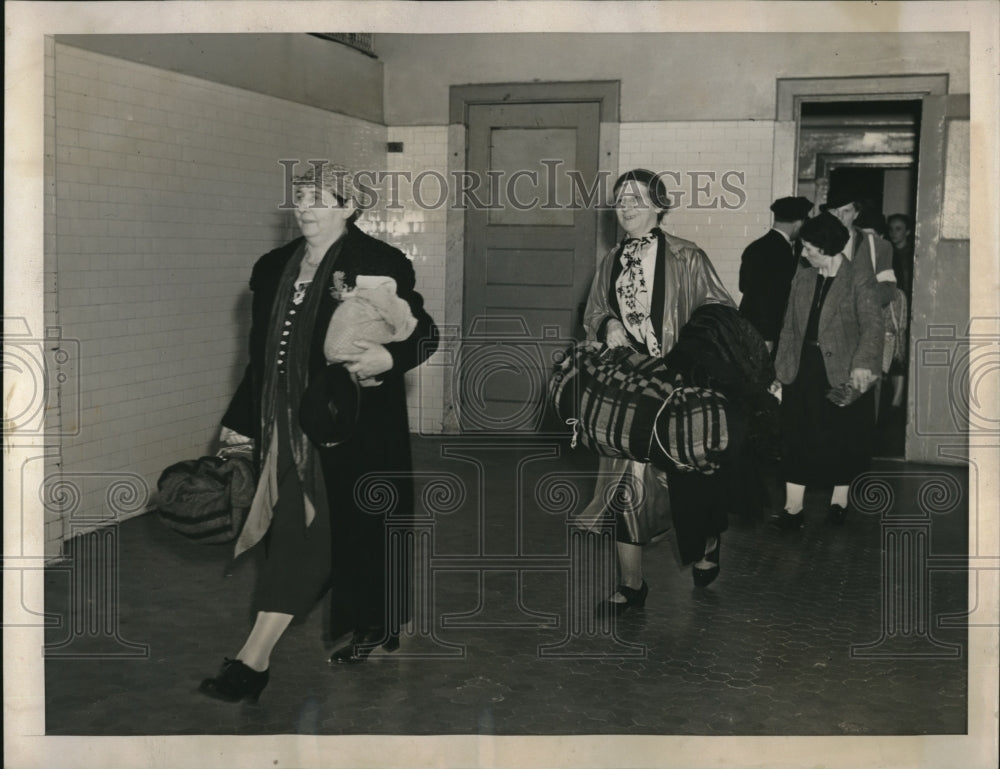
left=156, top=444, right=256, bottom=544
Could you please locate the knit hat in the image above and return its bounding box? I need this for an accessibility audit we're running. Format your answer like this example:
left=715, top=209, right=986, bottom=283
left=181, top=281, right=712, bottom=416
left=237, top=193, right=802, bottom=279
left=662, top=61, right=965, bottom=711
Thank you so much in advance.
left=292, top=162, right=356, bottom=206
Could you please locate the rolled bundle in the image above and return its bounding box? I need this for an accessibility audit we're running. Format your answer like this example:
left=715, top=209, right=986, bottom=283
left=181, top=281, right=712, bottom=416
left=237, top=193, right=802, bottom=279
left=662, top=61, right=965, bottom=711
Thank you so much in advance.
left=550, top=343, right=728, bottom=473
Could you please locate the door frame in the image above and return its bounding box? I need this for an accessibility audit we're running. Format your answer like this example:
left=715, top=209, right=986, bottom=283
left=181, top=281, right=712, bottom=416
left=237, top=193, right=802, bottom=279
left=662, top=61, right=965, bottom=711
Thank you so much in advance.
left=770, top=75, right=948, bottom=200
left=441, top=81, right=620, bottom=431
left=774, top=75, right=965, bottom=462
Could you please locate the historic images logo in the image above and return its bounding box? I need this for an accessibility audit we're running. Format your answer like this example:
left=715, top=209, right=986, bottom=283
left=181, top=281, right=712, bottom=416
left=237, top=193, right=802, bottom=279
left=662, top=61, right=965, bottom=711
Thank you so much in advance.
left=277, top=159, right=749, bottom=213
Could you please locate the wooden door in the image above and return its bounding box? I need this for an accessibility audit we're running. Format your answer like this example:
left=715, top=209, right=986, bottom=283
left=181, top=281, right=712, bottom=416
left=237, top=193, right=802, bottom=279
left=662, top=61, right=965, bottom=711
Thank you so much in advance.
left=459, top=100, right=601, bottom=433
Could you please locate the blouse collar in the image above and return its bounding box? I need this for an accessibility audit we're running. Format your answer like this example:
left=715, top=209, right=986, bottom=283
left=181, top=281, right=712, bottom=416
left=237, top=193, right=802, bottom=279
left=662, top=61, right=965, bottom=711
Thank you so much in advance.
left=819, top=253, right=844, bottom=278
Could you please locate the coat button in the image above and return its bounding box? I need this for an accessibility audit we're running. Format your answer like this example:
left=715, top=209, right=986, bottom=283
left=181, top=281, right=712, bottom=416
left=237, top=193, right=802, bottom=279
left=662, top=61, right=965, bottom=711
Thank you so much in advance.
left=824, top=351, right=832, bottom=357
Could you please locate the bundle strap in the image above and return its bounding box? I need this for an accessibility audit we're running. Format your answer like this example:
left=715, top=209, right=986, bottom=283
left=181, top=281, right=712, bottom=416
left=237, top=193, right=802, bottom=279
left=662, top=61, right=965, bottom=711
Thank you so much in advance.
left=652, top=388, right=694, bottom=472
left=566, top=418, right=581, bottom=449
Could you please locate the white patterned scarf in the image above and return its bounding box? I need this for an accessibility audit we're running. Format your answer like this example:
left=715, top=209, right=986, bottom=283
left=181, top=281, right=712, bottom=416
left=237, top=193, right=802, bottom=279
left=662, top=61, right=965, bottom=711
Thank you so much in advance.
left=615, top=232, right=661, bottom=356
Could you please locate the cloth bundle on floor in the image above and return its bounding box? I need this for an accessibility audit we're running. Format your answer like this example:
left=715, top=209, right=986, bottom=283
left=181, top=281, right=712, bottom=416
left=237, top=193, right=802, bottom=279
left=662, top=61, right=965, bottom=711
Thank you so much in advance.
left=550, top=343, right=728, bottom=474
left=156, top=446, right=256, bottom=544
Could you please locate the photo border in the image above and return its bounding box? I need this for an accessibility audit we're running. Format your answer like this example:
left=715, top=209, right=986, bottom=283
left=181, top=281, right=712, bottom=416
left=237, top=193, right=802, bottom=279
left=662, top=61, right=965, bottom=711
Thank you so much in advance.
left=5, top=2, right=998, bottom=768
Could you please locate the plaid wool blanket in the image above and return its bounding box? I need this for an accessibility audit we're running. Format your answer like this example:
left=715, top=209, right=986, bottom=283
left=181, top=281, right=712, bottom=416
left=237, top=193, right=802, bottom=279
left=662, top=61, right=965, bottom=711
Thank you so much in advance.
left=550, top=344, right=728, bottom=473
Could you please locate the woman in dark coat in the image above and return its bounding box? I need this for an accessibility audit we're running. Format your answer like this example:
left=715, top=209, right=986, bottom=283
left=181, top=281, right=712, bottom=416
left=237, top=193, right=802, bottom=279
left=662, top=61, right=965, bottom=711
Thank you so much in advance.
left=772, top=212, right=882, bottom=530
left=199, top=163, right=437, bottom=703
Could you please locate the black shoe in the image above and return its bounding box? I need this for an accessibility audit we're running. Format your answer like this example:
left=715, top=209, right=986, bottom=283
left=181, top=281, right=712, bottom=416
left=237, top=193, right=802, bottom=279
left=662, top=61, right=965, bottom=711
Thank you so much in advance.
left=198, top=658, right=269, bottom=703
left=329, top=628, right=400, bottom=665
left=770, top=510, right=805, bottom=531
left=596, top=581, right=648, bottom=617
left=826, top=504, right=847, bottom=525
left=692, top=537, right=721, bottom=587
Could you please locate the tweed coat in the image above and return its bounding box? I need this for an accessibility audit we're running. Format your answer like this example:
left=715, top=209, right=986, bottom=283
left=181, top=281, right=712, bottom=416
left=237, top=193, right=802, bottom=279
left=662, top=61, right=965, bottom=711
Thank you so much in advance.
left=774, top=247, right=883, bottom=389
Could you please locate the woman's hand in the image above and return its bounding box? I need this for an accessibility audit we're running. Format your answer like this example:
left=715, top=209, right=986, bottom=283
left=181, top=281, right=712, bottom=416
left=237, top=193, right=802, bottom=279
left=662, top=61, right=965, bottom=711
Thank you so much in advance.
left=849, top=367, right=877, bottom=393
left=220, top=426, right=252, bottom=446
left=338, top=340, right=393, bottom=381
left=604, top=318, right=631, bottom=349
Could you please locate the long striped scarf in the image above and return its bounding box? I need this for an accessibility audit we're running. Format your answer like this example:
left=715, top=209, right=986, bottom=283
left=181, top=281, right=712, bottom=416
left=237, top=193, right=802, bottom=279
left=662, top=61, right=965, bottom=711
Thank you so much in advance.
left=235, top=235, right=345, bottom=556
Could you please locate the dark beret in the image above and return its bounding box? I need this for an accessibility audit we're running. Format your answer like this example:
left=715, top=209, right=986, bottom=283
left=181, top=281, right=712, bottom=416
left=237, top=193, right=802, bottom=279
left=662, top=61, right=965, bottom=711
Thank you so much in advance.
left=770, top=196, right=814, bottom=222
left=298, top=364, right=360, bottom=449
left=798, top=211, right=850, bottom=256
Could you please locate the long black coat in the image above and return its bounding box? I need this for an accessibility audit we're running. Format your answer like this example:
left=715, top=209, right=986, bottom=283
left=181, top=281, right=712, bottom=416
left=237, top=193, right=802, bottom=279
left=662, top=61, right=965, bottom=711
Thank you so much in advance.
left=737, top=228, right=797, bottom=347
left=223, top=223, right=438, bottom=637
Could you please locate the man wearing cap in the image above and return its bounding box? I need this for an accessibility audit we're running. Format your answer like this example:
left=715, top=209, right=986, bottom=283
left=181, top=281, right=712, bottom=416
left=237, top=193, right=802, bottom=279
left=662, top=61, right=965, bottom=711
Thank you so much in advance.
left=822, top=185, right=897, bottom=307
left=738, top=196, right=814, bottom=355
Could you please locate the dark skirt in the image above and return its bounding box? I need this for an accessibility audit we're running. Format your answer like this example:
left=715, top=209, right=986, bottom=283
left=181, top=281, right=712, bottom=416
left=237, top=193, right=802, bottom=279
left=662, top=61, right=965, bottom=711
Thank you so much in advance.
left=321, top=380, right=415, bottom=639
left=781, top=344, right=874, bottom=487
left=607, top=403, right=744, bottom=563
left=666, top=397, right=747, bottom=563
left=254, top=391, right=332, bottom=618
left=665, top=463, right=730, bottom=565
left=252, top=383, right=413, bottom=635
left=605, top=459, right=728, bottom=565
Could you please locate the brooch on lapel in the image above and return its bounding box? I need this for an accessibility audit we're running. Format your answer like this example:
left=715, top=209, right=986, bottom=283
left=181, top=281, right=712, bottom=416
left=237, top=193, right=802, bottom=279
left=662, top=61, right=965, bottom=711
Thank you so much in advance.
left=329, top=270, right=351, bottom=301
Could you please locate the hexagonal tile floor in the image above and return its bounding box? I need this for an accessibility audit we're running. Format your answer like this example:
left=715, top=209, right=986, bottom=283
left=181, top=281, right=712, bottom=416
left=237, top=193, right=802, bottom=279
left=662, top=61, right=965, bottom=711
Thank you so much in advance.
left=44, top=438, right=968, bottom=735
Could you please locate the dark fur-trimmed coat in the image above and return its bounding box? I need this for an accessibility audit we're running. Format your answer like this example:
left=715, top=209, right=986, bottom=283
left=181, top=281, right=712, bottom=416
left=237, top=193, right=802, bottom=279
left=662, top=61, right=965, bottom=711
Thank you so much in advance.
left=223, top=223, right=438, bottom=636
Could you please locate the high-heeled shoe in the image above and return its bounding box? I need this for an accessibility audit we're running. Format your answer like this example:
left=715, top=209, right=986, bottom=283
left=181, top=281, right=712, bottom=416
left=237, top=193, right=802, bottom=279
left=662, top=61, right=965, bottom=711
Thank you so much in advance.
left=692, top=537, right=721, bottom=587
left=770, top=510, right=805, bottom=531
left=328, top=628, right=400, bottom=665
left=198, top=658, right=269, bottom=703
left=595, top=580, right=648, bottom=617
left=826, top=504, right=847, bottom=525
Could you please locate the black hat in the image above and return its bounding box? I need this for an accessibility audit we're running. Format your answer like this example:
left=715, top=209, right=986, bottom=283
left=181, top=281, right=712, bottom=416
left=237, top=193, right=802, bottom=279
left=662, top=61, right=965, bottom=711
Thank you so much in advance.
left=822, top=182, right=863, bottom=212
left=770, top=196, right=814, bottom=222
left=298, top=364, right=360, bottom=448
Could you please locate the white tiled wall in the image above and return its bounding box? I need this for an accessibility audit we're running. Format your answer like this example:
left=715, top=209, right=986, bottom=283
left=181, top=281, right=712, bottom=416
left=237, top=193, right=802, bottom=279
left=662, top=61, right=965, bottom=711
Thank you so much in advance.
left=383, top=126, right=449, bottom=434
left=376, top=119, right=779, bottom=436
left=619, top=121, right=777, bottom=300
left=44, top=46, right=783, bottom=555
left=45, top=43, right=390, bottom=552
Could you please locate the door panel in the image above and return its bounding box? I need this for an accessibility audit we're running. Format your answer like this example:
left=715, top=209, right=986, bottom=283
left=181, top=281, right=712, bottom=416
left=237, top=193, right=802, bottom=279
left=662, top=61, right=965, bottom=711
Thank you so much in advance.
left=488, top=127, right=578, bottom=226
left=460, top=100, right=601, bottom=433
left=485, top=249, right=576, bottom=286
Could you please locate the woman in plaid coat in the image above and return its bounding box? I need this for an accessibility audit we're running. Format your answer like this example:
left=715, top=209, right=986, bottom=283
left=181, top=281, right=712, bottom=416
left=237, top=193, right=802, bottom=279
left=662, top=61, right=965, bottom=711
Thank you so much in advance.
left=581, top=169, right=736, bottom=614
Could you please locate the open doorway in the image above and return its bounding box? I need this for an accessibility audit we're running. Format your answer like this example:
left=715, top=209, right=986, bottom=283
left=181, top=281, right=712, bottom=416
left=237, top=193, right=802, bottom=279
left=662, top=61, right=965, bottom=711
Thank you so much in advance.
left=796, top=98, right=922, bottom=458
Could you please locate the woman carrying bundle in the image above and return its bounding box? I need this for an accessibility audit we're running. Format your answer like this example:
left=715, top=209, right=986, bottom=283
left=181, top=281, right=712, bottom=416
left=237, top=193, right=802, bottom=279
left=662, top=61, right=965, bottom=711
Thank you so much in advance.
left=580, top=168, right=736, bottom=613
